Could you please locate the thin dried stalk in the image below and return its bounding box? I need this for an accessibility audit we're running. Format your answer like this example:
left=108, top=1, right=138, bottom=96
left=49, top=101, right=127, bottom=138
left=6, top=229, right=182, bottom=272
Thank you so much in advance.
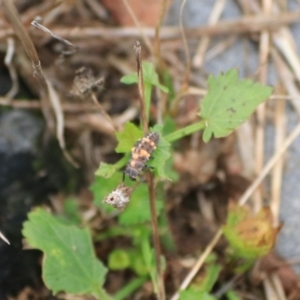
left=134, top=41, right=148, bottom=133
left=272, top=49, right=300, bottom=116
left=271, top=86, right=285, bottom=227
left=253, top=0, right=272, bottom=213
left=192, top=0, right=226, bottom=68
left=239, top=120, right=300, bottom=206
left=179, top=0, right=190, bottom=87
left=4, top=37, right=19, bottom=99
left=2, top=11, right=300, bottom=40
left=263, top=273, right=279, bottom=300
left=46, top=79, right=79, bottom=168
left=270, top=272, right=287, bottom=300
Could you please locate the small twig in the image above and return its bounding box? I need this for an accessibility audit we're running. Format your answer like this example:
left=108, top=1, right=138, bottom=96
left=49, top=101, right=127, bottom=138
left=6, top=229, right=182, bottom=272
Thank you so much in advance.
left=134, top=41, right=148, bottom=134
left=46, top=79, right=79, bottom=168
left=4, top=37, right=19, bottom=99
left=179, top=0, right=190, bottom=87
left=31, top=18, right=77, bottom=55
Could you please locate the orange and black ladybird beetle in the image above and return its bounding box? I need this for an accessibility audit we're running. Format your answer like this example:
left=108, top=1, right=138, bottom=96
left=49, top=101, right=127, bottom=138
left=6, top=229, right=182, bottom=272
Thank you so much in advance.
left=124, top=132, right=159, bottom=181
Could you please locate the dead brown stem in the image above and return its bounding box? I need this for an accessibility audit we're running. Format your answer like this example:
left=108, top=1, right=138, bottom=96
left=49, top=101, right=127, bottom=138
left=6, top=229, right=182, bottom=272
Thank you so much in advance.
left=134, top=41, right=148, bottom=134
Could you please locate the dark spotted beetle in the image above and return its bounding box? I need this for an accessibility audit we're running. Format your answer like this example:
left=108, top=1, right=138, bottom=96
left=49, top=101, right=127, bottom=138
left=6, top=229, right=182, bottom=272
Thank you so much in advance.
left=124, top=132, right=159, bottom=181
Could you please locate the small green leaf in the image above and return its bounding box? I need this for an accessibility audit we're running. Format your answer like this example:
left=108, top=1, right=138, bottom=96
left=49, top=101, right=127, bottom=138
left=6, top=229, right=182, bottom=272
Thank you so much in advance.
left=115, top=122, right=143, bottom=153
left=95, top=162, right=117, bottom=178
left=120, top=62, right=169, bottom=93
left=179, top=289, right=217, bottom=300
left=22, top=209, right=109, bottom=298
left=108, top=249, right=130, bottom=270
left=120, top=73, right=138, bottom=84
left=148, top=126, right=171, bottom=180
left=143, top=62, right=169, bottom=93
left=118, top=185, right=163, bottom=225
left=200, top=69, right=272, bottom=142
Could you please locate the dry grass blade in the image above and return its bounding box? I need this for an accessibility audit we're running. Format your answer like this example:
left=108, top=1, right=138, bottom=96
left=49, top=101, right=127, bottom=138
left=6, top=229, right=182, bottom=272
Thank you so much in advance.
left=271, top=86, right=285, bottom=227
left=4, top=37, right=19, bottom=99
left=46, top=79, right=79, bottom=168
left=192, top=0, right=226, bottom=68
left=270, top=272, right=287, bottom=300
left=239, top=121, right=300, bottom=206
left=134, top=41, right=148, bottom=134
left=263, top=273, right=279, bottom=300
left=272, top=49, right=300, bottom=116
left=0, top=231, right=10, bottom=245
left=179, top=0, right=190, bottom=87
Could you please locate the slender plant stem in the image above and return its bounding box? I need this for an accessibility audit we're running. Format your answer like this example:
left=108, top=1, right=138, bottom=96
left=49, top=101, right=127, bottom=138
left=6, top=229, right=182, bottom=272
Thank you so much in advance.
left=148, top=173, right=165, bottom=300
left=134, top=41, right=165, bottom=299
left=113, top=276, right=148, bottom=300
left=134, top=41, right=149, bottom=133
left=164, top=120, right=206, bottom=143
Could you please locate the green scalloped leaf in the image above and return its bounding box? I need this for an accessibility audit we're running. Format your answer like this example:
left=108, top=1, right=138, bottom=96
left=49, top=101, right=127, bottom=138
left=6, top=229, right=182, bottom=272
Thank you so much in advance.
left=22, top=209, right=110, bottom=299
left=200, top=69, right=272, bottom=142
